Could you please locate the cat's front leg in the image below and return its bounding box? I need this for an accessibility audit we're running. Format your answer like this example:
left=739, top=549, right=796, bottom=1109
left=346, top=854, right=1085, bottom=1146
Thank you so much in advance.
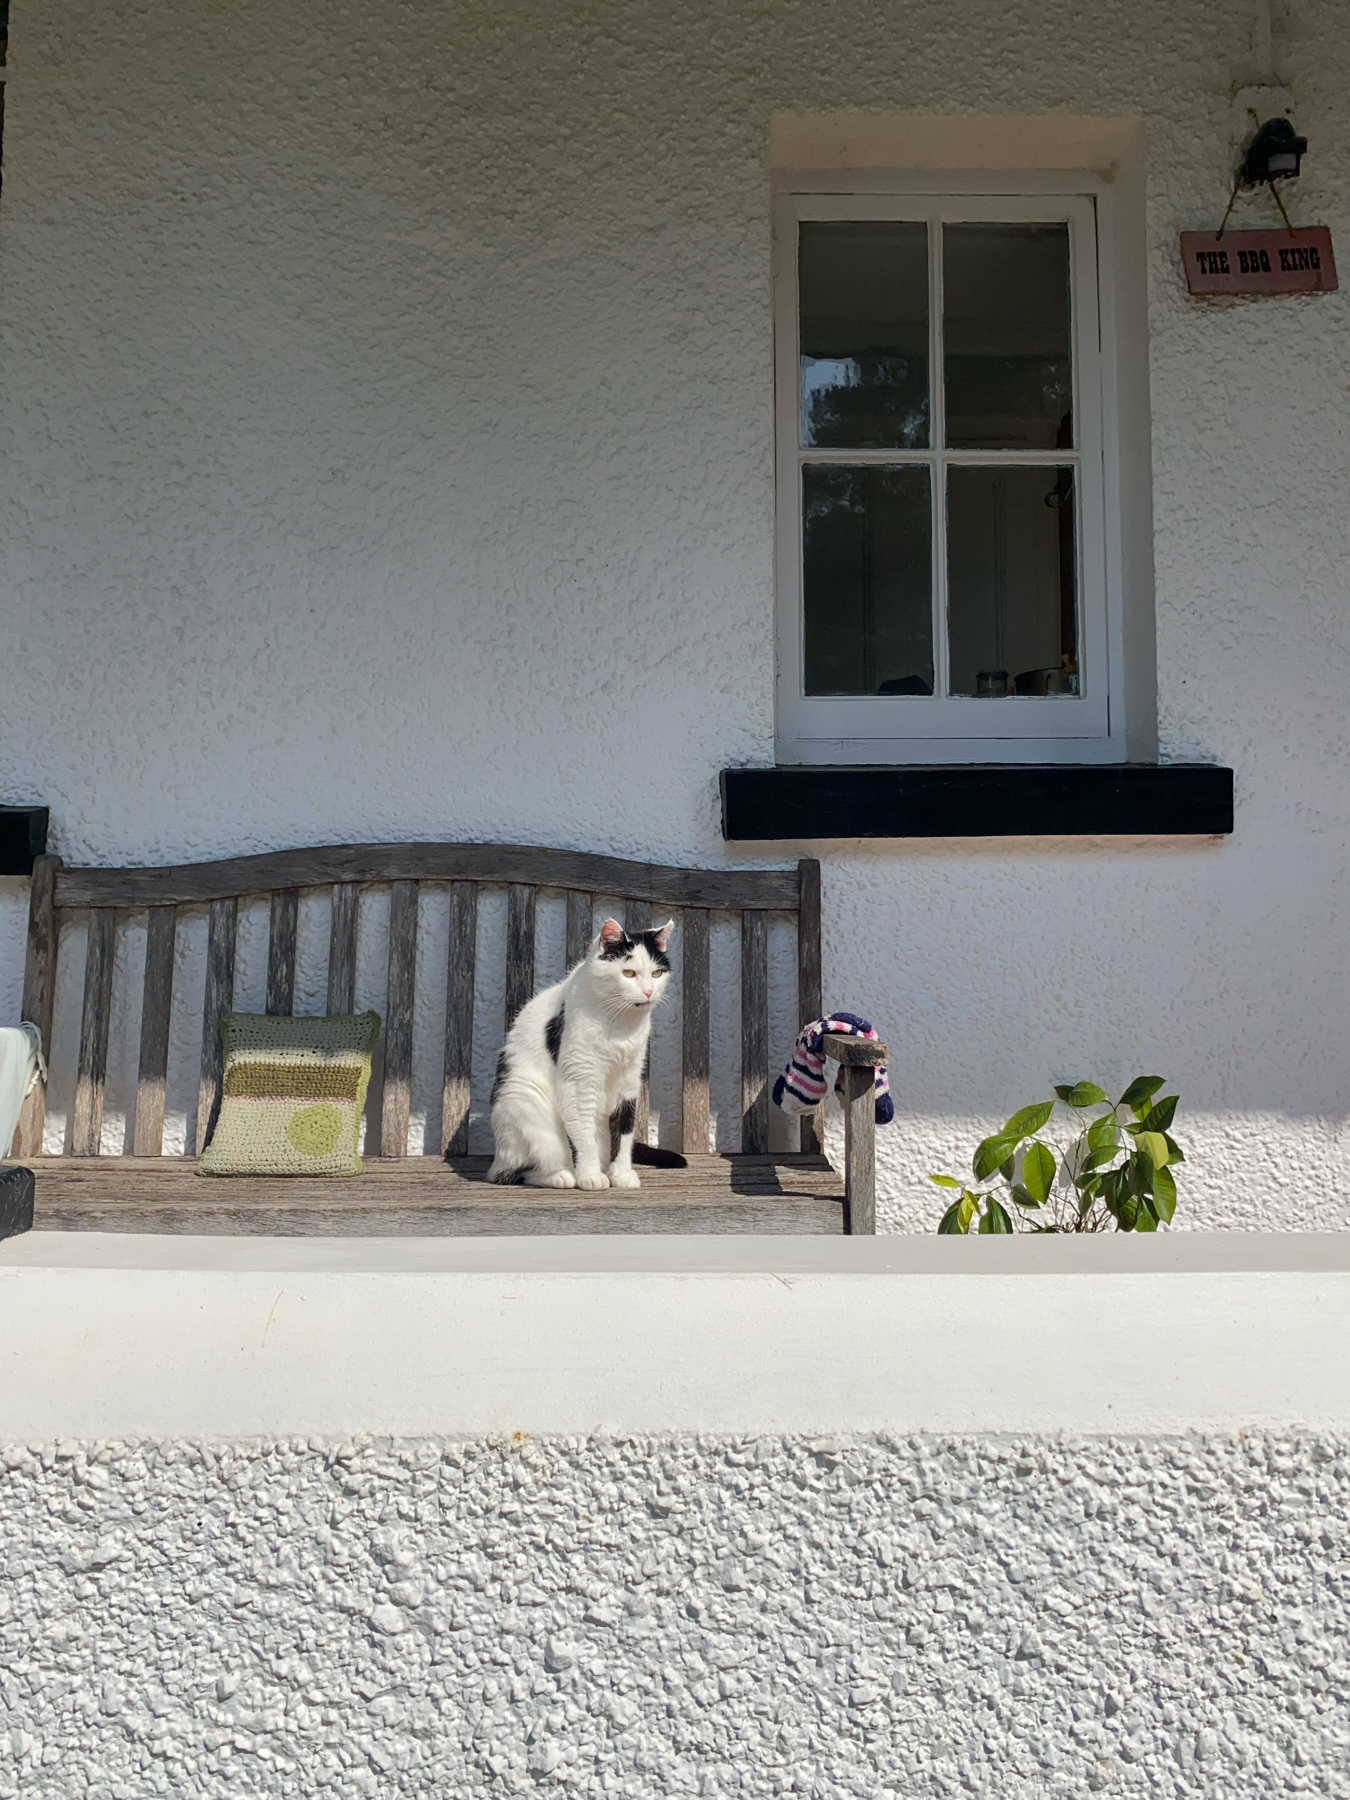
left=558, top=1081, right=610, bottom=1190
left=608, top=1095, right=641, bottom=1189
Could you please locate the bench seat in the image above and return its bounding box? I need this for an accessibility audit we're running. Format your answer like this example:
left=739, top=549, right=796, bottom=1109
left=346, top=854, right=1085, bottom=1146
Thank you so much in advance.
left=18, top=1152, right=847, bottom=1236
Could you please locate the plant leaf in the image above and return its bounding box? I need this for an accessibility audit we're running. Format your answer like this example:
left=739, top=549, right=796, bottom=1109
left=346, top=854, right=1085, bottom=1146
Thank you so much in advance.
left=1135, top=1131, right=1170, bottom=1169
left=929, top=1173, right=963, bottom=1189
left=959, top=1191, right=979, bottom=1231
left=1140, top=1095, right=1178, bottom=1133
left=1115, top=1189, right=1141, bottom=1230
left=1010, top=1184, right=1042, bottom=1209
left=1117, top=1075, right=1164, bottom=1115
left=978, top=1197, right=1014, bottom=1234
left=1133, top=1195, right=1159, bottom=1231
left=1085, top=1112, right=1120, bottom=1168
left=1053, top=1083, right=1077, bottom=1103
left=1153, top=1165, right=1177, bottom=1223
left=973, top=1134, right=1019, bottom=1182
left=1002, top=1102, right=1055, bottom=1140
left=937, top=1199, right=968, bottom=1234
left=1021, top=1142, right=1056, bottom=1204
left=1062, top=1081, right=1107, bottom=1108
left=1163, top=1133, right=1186, bottom=1165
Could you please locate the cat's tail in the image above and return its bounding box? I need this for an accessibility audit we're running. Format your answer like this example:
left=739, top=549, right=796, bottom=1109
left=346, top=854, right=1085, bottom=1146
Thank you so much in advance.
left=632, top=1143, right=687, bottom=1169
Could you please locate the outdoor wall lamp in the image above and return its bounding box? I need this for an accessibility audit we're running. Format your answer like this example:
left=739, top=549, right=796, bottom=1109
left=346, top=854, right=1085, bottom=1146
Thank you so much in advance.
left=1243, top=117, right=1307, bottom=186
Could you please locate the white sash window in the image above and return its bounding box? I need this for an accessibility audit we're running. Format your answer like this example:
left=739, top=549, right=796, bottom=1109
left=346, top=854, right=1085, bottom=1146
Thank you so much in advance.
left=774, top=188, right=1126, bottom=764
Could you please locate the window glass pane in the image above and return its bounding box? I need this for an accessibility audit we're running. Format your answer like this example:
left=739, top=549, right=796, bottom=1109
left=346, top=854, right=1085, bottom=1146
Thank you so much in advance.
left=803, top=465, right=933, bottom=696
left=943, top=224, right=1072, bottom=450
left=946, top=466, right=1078, bottom=697
left=799, top=222, right=929, bottom=449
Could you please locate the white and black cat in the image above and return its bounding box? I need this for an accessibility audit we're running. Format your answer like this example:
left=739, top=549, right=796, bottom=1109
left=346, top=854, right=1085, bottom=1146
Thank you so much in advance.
left=483, top=917, right=686, bottom=1188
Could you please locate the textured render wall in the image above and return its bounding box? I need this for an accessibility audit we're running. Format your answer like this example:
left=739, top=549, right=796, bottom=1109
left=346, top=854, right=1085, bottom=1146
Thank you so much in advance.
left=0, top=1431, right=1347, bottom=1798
left=2, top=1, right=1350, bottom=1219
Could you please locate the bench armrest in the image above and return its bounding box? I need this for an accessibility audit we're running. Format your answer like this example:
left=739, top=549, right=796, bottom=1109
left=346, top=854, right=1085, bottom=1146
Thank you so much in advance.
left=820, top=1034, right=887, bottom=1234
left=820, top=1033, right=888, bottom=1067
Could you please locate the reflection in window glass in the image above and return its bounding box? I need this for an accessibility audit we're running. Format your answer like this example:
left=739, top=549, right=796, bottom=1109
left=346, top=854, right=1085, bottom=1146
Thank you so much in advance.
left=803, top=465, right=933, bottom=696
left=947, top=466, right=1078, bottom=697
left=799, top=222, right=929, bottom=449
left=943, top=224, right=1072, bottom=450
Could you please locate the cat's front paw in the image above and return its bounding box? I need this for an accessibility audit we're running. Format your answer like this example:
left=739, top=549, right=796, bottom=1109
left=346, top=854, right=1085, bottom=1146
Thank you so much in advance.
left=609, top=1170, right=641, bottom=1190
left=575, top=1171, right=611, bottom=1191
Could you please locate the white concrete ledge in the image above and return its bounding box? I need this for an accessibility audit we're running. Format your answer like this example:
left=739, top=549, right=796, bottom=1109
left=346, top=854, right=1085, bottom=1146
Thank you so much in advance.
left=1, top=1232, right=1347, bottom=1439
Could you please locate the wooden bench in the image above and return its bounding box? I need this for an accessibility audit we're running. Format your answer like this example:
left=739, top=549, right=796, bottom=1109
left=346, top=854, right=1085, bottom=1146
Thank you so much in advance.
left=10, top=844, right=885, bottom=1236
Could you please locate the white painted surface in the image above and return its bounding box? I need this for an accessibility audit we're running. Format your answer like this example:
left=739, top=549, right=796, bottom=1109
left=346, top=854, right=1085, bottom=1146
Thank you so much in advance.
left=1, top=1234, right=1347, bottom=1439
left=0, top=1428, right=1346, bottom=1797
left=1, top=1, right=1349, bottom=1224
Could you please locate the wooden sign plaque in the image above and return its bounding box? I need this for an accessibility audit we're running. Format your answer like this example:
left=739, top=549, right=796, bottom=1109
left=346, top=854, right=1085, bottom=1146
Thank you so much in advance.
left=1181, top=226, right=1337, bottom=296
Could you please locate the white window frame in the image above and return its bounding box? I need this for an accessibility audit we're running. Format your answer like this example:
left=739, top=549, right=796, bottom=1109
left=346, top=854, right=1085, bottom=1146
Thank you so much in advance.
left=774, top=176, right=1129, bottom=766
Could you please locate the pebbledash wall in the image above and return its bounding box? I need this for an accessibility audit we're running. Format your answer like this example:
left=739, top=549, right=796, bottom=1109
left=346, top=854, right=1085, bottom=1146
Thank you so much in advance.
left=0, top=1429, right=1346, bottom=1800
left=2, top=0, right=1350, bottom=1225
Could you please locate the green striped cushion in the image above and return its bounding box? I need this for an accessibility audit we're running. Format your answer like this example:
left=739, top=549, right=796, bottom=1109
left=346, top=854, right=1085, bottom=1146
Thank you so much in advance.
left=197, top=1012, right=380, bottom=1178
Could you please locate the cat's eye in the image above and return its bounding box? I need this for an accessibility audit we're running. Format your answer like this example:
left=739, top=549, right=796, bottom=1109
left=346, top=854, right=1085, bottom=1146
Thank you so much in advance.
left=622, top=968, right=638, bottom=978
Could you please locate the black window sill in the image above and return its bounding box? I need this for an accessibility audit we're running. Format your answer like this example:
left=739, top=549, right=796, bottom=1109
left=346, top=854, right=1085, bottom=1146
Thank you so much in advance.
left=0, top=807, right=49, bottom=876
left=720, top=766, right=1233, bottom=840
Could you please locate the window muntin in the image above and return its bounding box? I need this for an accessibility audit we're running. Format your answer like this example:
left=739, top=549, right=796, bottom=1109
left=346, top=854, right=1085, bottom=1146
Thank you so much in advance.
left=776, top=192, right=1109, bottom=757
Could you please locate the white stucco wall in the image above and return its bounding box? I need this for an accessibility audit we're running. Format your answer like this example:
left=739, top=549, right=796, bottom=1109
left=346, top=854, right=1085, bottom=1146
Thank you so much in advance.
left=2, top=0, right=1349, bottom=1224
left=1, top=1428, right=1347, bottom=1798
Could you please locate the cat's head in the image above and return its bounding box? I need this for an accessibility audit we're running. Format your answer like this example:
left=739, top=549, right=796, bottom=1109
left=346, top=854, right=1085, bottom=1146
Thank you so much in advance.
left=594, top=917, right=674, bottom=1008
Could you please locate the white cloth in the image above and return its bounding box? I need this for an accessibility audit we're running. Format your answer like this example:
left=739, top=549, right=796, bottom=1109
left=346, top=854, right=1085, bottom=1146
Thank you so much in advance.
left=0, top=1024, right=43, bottom=1158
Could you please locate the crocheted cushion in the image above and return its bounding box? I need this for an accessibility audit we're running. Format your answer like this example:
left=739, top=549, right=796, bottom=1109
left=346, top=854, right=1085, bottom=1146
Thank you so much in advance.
left=197, top=1012, right=380, bottom=1178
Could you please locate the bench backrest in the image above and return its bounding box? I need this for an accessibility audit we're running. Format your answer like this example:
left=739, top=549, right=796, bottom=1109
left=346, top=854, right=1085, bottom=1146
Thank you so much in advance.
left=16, top=844, right=822, bottom=1161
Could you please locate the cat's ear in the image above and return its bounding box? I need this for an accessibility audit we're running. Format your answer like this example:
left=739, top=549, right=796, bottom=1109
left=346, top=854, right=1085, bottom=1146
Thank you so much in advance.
left=652, top=918, right=676, bottom=953
left=598, top=918, right=627, bottom=953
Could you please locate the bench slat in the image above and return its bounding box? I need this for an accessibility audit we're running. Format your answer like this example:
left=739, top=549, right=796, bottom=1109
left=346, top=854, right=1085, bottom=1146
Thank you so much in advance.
left=266, top=887, right=299, bottom=1016
left=505, top=884, right=536, bottom=1030
left=624, top=899, right=652, bottom=1143
left=441, top=882, right=476, bottom=1156
left=14, top=853, right=62, bottom=1157
left=71, top=908, right=116, bottom=1156
left=327, top=882, right=359, bottom=1014
left=132, top=906, right=176, bottom=1157
left=195, top=897, right=237, bottom=1155
left=565, top=889, right=592, bottom=970
left=797, top=857, right=823, bottom=1156
left=740, top=909, right=769, bottom=1153
left=681, top=906, right=710, bottom=1155
left=25, top=1153, right=846, bottom=1237
left=54, top=843, right=800, bottom=912
left=381, top=880, right=418, bottom=1157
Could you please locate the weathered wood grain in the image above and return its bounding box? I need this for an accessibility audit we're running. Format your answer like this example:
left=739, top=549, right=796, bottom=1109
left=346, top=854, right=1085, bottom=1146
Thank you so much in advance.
left=13, top=853, right=61, bottom=1157
left=740, top=909, right=769, bottom=1154
left=821, top=1033, right=888, bottom=1066
left=441, top=882, right=477, bottom=1157
left=25, top=1152, right=846, bottom=1237
left=266, top=887, right=299, bottom=1017
left=624, top=898, right=652, bottom=1143
left=842, top=1062, right=877, bottom=1235
left=132, top=906, right=176, bottom=1157
left=505, top=884, right=536, bottom=1029
left=566, top=889, right=593, bottom=970
left=381, top=880, right=418, bottom=1158
left=195, top=897, right=237, bottom=1155
left=70, top=909, right=116, bottom=1157
left=327, top=882, right=359, bottom=1014
left=797, top=857, right=823, bottom=1156
left=681, top=906, right=710, bottom=1155
left=55, top=843, right=800, bottom=912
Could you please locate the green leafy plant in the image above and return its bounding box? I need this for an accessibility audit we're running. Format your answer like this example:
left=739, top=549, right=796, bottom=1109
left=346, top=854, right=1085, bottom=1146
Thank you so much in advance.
left=931, top=1078, right=1185, bottom=1234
